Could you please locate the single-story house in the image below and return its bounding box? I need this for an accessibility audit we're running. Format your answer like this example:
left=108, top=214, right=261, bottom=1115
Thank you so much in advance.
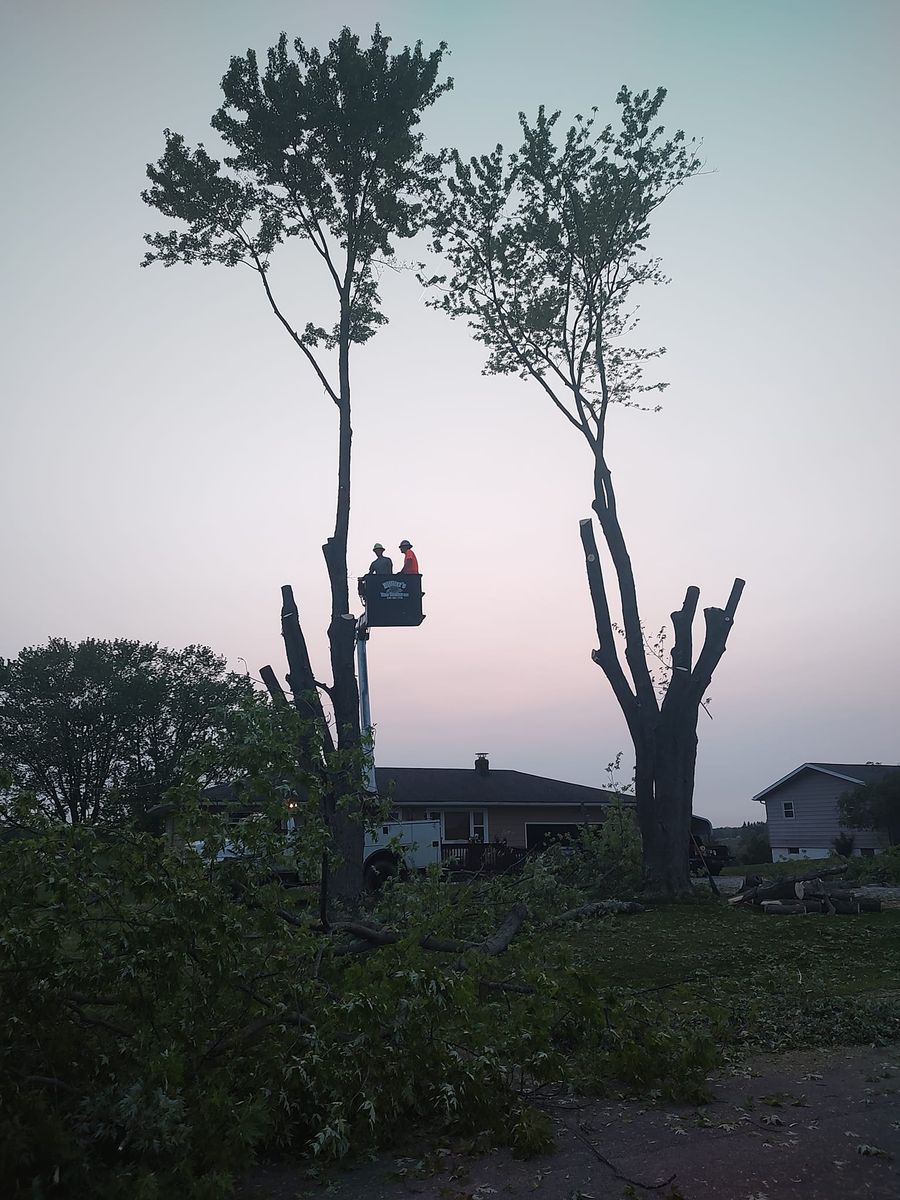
left=752, top=762, right=897, bottom=861
left=379, top=753, right=629, bottom=851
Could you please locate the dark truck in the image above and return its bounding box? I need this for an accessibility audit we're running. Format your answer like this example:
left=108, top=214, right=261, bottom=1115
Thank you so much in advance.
left=689, top=815, right=730, bottom=876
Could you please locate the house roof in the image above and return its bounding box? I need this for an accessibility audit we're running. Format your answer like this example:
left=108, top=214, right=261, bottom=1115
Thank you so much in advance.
left=375, top=766, right=627, bottom=808
left=751, top=762, right=900, bottom=803
left=146, top=770, right=629, bottom=819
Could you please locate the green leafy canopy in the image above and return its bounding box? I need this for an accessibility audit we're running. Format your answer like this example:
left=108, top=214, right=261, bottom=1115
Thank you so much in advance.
left=0, top=639, right=252, bottom=827
left=425, top=86, right=700, bottom=444
left=142, top=27, right=452, bottom=352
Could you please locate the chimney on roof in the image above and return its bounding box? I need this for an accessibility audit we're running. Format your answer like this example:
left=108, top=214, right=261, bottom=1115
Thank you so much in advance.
left=474, top=753, right=489, bottom=777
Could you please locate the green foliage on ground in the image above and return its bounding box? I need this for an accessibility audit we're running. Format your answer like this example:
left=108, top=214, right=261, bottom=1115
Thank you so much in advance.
left=3, top=800, right=899, bottom=1199
left=843, top=845, right=900, bottom=885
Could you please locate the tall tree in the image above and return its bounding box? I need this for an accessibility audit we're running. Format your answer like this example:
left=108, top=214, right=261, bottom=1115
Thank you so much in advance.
left=839, top=769, right=900, bottom=846
left=427, top=88, right=743, bottom=894
left=142, top=27, right=451, bottom=900
left=0, top=639, right=251, bottom=825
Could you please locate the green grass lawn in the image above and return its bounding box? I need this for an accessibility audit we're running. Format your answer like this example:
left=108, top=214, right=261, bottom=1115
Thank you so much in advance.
left=503, top=901, right=900, bottom=1068
left=720, top=858, right=822, bottom=878
left=581, top=902, right=900, bottom=995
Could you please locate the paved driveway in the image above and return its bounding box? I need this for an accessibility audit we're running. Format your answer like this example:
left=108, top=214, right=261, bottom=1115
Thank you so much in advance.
left=240, top=1042, right=900, bottom=1200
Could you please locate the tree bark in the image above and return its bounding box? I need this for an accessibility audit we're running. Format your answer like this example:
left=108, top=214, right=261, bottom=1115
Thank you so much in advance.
left=318, top=297, right=364, bottom=904
left=580, top=492, right=744, bottom=896
left=278, top=586, right=362, bottom=906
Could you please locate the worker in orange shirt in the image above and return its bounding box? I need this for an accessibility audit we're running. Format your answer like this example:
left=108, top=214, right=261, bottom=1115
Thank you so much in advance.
left=398, top=539, right=419, bottom=574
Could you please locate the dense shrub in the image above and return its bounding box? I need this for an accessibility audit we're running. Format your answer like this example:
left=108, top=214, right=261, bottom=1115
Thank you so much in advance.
left=831, top=830, right=856, bottom=857
left=737, top=822, right=770, bottom=865
left=843, top=845, right=900, bottom=886
left=0, top=810, right=710, bottom=1199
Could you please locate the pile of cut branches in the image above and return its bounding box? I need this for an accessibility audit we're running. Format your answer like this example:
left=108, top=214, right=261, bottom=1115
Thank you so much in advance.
left=729, top=866, right=881, bottom=915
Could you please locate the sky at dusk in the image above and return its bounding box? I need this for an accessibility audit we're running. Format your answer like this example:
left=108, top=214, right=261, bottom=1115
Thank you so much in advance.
left=1, top=0, right=898, bottom=825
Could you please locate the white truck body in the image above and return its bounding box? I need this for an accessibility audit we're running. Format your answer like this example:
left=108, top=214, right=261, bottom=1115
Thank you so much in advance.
left=364, top=818, right=442, bottom=871
left=192, top=817, right=443, bottom=880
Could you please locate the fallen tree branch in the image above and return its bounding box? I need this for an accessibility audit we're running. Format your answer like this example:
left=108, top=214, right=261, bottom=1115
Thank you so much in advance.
left=203, top=1011, right=312, bottom=1059
left=330, top=921, right=472, bottom=954
left=551, top=899, right=645, bottom=923
left=331, top=905, right=529, bottom=961
left=64, top=999, right=133, bottom=1039
left=478, top=977, right=536, bottom=997
left=478, top=903, right=528, bottom=954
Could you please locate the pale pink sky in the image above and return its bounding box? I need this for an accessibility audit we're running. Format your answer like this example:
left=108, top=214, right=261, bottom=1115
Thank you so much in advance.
left=1, top=1, right=898, bottom=823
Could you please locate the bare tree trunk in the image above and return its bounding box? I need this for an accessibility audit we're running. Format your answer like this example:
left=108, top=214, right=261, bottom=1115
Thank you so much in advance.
left=278, top=581, right=363, bottom=907
left=580, top=500, right=744, bottom=897
left=320, top=303, right=364, bottom=903
left=635, top=719, right=698, bottom=895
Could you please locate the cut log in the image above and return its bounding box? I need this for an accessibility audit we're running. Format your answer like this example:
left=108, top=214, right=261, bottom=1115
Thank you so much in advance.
left=733, top=880, right=805, bottom=905
left=729, top=866, right=848, bottom=906
left=757, top=896, right=881, bottom=916
left=761, top=901, right=807, bottom=915
left=831, top=898, right=882, bottom=914
left=802, top=882, right=855, bottom=900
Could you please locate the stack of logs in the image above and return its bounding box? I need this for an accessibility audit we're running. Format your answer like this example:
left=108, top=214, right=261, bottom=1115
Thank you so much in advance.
left=729, top=866, right=881, bottom=916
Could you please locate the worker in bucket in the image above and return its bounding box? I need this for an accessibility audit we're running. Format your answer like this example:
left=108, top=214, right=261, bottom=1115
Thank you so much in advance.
left=368, top=542, right=393, bottom=575
left=398, top=540, right=419, bottom=574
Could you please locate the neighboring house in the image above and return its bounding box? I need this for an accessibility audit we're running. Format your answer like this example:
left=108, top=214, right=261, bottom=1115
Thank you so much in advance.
left=752, top=762, right=897, bottom=861
left=378, top=754, right=627, bottom=850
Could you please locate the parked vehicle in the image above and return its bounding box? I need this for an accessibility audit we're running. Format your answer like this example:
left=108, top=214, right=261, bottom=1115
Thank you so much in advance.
left=363, top=818, right=442, bottom=890
left=188, top=813, right=442, bottom=891
left=689, top=815, right=730, bottom=876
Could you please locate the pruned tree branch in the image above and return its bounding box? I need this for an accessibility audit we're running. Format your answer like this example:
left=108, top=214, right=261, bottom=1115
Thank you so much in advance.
left=580, top=519, right=637, bottom=725
left=259, top=664, right=288, bottom=708
left=685, top=578, right=745, bottom=710
left=280, top=585, right=335, bottom=757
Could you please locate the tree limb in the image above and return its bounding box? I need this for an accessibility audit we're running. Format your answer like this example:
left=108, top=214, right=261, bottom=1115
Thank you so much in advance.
left=551, top=899, right=645, bottom=923
left=685, top=578, right=745, bottom=709
left=246, top=244, right=339, bottom=406
left=280, top=584, right=335, bottom=756
left=259, top=665, right=288, bottom=708
left=579, top=519, right=638, bottom=726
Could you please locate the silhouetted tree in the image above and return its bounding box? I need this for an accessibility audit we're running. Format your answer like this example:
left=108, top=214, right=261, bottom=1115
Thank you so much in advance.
left=427, top=88, right=744, bottom=894
left=738, top=821, right=770, bottom=865
left=0, top=639, right=251, bottom=825
left=839, top=769, right=900, bottom=846
left=142, top=27, right=451, bottom=900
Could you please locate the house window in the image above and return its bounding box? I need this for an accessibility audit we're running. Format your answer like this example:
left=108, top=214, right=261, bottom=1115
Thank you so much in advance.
left=439, top=810, right=488, bottom=843
left=783, top=801, right=795, bottom=819
left=443, top=811, right=470, bottom=841
left=860, top=847, right=876, bottom=858
left=787, top=846, right=800, bottom=855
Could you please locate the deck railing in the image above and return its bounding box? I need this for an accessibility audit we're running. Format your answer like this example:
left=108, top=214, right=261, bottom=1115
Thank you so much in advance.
left=440, top=842, right=528, bottom=873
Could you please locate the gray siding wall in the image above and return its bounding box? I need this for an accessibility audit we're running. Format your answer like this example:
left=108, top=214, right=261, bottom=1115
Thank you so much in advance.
left=763, top=769, right=888, bottom=856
